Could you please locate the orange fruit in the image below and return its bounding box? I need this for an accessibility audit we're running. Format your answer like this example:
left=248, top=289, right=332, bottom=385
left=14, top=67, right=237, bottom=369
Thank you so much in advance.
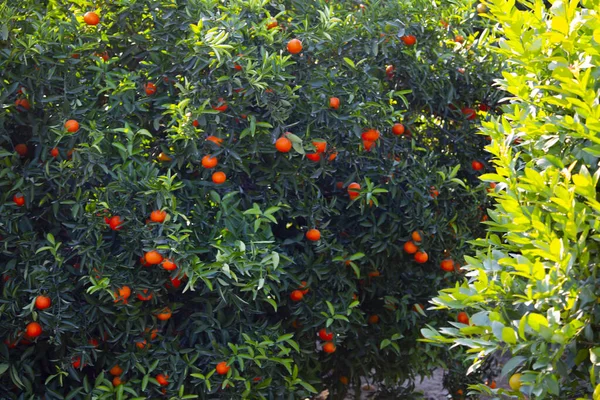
left=312, top=141, right=327, bottom=153
left=13, top=194, right=25, bottom=207
left=368, top=271, right=380, bottom=278
left=135, top=340, right=147, bottom=349
left=454, top=35, right=465, bottom=43
left=347, top=182, right=361, bottom=200
left=15, top=98, right=31, bottom=111
left=206, top=135, right=223, bottom=146
left=340, top=376, right=349, bottom=385
left=64, top=119, right=79, bottom=133
left=318, top=328, right=334, bottom=341
left=392, top=123, right=405, bottom=135
left=385, top=65, right=395, bottom=77
left=112, top=376, right=123, bottom=386
left=275, top=137, right=292, bottom=153
left=15, top=143, right=28, bottom=156
left=266, top=19, right=278, bottom=30
left=157, top=152, right=172, bottom=162
left=72, top=356, right=82, bottom=368
left=462, top=107, right=477, bottom=120
left=212, top=171, right=226, bottom=184
left=411, top=231, right=422, bottom=243
left=430, top=186, right=440, bottom=198
left=25, top=322, right=42, bottom=338
left=457, top=389, right=464, bottom=395
left=35, top=295, right=51, bottom=310
left=192, top=119, right=199, bottom=127
left=145, top=327, right=159, bottom=340
left=290, top=290, right=304, bottom=302
left=361, top=129, right=380, bottom=142
left=212, top=98, right=228, bottom=112
left=457, top=311, right=469, bottom=324
left=403, top=241, right=418, bottom=254
left=107, top=215, right=123, bottom=231
left=234, top=63, right=242, bottom=71
left=306, top=228, right=321, bottom=241
left=156, top=307, right=172, bottom=321
left=114, top=285, right=131, bottom=303
left=306, top=153, right=321, bottom=162
left=401, top=35, right=416, bottom=46
left=156, top=374, right=169, bottom=386
left=162, top=259, right=177, bottom=271
left=440, top=259, right=454, bottom=272
left=215, top=361, right=230, bottom=375
left=287, top=38, right=303, bottom=54
left=414, top=251, right=428, bottom=264
left=89, top=338, right=99, bottom=347
left=509, top=373, right=522, bottom=390
left=201, top=155, right=218, bottom=168
left=136, top=289, right=153, bottom=301
left=489, top=380, right=497, bottom=389
left=145, top=82, right=157, bottom=96
left=329, top=97, right=340, bottom=110
left=145, top=250, right=164, bottom=265
left=83, top=11, right=100, bottom=25
left=471, top=160, right=484, bottom=170
left=368, top=315, right=379, bottom=324
left=150, top=210, right=167, bottom=223
left=298, top=281, right=309, bottom=295
left=109, top=364, right=123, bottom=376
left=50, top=148, right=59, bottom=158
left=322, top=341, right=336, bottom=353
left=328, top=151, right=338, bottom=161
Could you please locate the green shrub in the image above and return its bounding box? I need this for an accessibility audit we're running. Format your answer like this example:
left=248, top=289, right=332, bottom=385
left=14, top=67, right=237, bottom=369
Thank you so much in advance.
left=427, top=1, right=600, bottom=398
left=0, top=0, right=497, bottom=398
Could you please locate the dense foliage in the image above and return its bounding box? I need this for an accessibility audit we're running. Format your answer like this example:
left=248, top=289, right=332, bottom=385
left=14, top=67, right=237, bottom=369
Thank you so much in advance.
left=1, top=0, right=497, bottom=398
left=428, top=0, right=600, bottom=399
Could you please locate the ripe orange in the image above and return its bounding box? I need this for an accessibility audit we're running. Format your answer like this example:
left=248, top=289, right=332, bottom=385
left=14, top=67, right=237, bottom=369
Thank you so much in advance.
left=368, top=271, right=380, bottom=278
left=454, top=35, right=465, bottom=43
left=363, top=139, right=375, bottom=151
left=145, top=250, right=163, bottom=265
left=156, top=374, right=169, bottom=386
left=162, top=259, right=177, bottom=271
left=135, top=339, right=147, bottom=349
left=89, top=338, right=99, bottom=347
left=15, top=98, right=31, bottom=111
left=368, top=315, right=379, bottom=324
left=488, top=380, right=497, bottom=389
left=471, top=160, right=484, bottom=170
left=414, top=251, right=428, bottom=264
left=201, top=155, right=218, bottom=168
left=216, top=361, right=230, bottom=375
left=401, top=35, right=416, bottom=46
left=109, top=364, right=123, bottom=376
left=114, top=285, right=131, bottom=303
left=50, top=148, right=59, bottom=158
left=361, top=129, right=380, bottom=142
left=385, top=65, right=395, bottom=77
left=15, top=143, right=28, bottom=156
left=157, top=152, right=172, bottom=162
left=306, top=153, right=321, bottom=162
left=83, top=11, right=100, bottom=25
left=212, top=171, right=226, bottom=184
left=234, top=63, right=242, bottom=71
left=145, top=327, right=159, bottom=340
left=287, top=38, right=303, bottom=54
left=65, top=119, right=79, bottom=133
left=212, top=98, right=228, bottom=112
left=150, top=210, right=167, bottom=223
left=430, top=186, right=440, bottom=198
left=306, top=228, right=321, bottom=241
left=35, top=295, right=51, bottom=310
left=13, top=194, right=25, bottom=207
left=322, top=341, right=336, bottom=353
left=25, top=322, right=42, bottom=338
left=462, top=107, right=477, bottom=120
left=313, top=141, right=327, bottom=153
left=72, top=356, right=82, bottom=369
left=299, top=281, right=310, bottom=295
left=112, top=376, right=123, bottom=386
left=266, top=19, right=278, bottom=30
left=403, top=241, right=418, bottom=254
left=328, top=151, right=338, bottom=161
left=411, top=230, right=422, bottom=243
left=206, top=135, right=223, bottom=146
left=318, top=328, right=334, bottom=341
left=107, top=215, right=123, bottom=231
left=457, top=311, right=469, bottom=324
left=192, top=119, right=199, bottom=127
left=290, top=290, right=304, bottom=302
left=136, top=289, right=153, bottom=301
left=347, top=182, right=361, bottom=200
left=329, top=97, right=340, bottom=110
left=392, top=123, right=405, bottom=135
left=340, top=376, right=349, bottom=385
left=156, top=307, right=172, bottom=321
left=440, top=259, right=455, bottom=272
left=145, top=82, right=157, bottom=96
left=275, top=137, right=292, bottom=152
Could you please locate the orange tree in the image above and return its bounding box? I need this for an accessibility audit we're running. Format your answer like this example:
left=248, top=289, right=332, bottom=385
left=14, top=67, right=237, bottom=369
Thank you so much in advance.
left=0, top=0, right=498, bottom=398
left=427, top=1, right=600, bottom=399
